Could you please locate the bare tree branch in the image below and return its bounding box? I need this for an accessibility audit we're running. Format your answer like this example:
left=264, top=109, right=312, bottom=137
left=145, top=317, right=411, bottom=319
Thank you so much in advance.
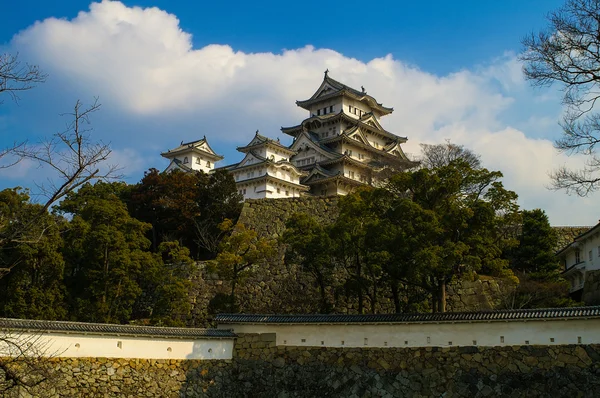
left=0, top=53, right=47, bottom=105
left=520, top=0, right=600, bottom=195
left=17, top=98, right=122, bottom=211
left=0, top=332, right=57, bottom=396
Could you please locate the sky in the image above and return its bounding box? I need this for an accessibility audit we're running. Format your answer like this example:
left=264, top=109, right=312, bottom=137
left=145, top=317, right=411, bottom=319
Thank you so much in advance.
left=0, top=0, right=596, bottom=226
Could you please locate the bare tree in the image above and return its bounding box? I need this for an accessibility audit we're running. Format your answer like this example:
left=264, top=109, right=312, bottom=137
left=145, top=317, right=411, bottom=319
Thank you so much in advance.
left=0, top=53, right=47, bottom=104
left=0, top=53, right=47, bottom=169
left=520, top=0, right=600, bottom=195
left=419, top=140, right=481, bottom=170
left=0, top=332, right=57, bottom=397
left=21, top=98, right=120, bottom=210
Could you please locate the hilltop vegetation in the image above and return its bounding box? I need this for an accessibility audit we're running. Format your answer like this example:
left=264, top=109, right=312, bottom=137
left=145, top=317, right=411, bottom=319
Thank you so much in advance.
left=0, top=148, right=577, bottom=326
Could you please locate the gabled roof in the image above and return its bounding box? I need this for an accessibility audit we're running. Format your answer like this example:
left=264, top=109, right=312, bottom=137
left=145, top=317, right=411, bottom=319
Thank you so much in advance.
left=302, top=172, right=364, bottom=187
left=289, top=131, right=342, bottom=160
left=237, top=131, right=296, bottom=155
left=229, top=151, right=307, bottom=177
left=164, top=158, right=195, bottom=173
left=296, top=72, right=393, bottom=116
left=235, top=174, right=309, bottom=191
left=161, top=137, right=223, bottom=160
left=1, top=317, right=236, bottom=339
left=215, top=306, right=600, bottom=325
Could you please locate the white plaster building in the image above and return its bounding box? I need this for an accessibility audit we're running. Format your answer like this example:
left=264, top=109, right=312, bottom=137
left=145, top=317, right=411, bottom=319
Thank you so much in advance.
left=0, top=318, right=236, bottom=360
left=557, top=221, right=600, bottom=296
left=220, top=131, right=308, bottom=200
left=161, top=137, right=223, bottom=174
left=161, top=72, right=417, bottom=200
left=282, top=71, right=417, bottom=195
left=216, top=307, right=600, bottom=348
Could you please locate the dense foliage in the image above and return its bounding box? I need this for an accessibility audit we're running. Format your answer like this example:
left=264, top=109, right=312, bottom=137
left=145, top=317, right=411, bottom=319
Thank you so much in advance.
left=0, top=169, right=242, bottom=325
left=284, top=160, right=574, bottom=313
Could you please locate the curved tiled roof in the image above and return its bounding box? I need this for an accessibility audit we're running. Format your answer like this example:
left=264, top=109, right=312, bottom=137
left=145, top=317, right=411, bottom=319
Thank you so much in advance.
left=0, top=318, right=236, bottom=339
left=215, top=306, right=600, bottom=324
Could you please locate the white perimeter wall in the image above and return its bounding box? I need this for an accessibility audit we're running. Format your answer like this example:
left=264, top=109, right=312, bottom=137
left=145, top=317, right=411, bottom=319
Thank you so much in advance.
left=218, top=319, right=600, bottom=348
left=0, top=332, right=234, bottom=360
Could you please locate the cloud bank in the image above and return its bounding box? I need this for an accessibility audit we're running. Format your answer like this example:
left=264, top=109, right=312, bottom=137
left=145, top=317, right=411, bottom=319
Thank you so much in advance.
left=4, top=0, right=594, bottom=225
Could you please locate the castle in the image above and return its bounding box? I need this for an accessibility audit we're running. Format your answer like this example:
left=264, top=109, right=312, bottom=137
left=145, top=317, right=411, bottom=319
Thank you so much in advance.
left=161, top=72, right=416, bottom=199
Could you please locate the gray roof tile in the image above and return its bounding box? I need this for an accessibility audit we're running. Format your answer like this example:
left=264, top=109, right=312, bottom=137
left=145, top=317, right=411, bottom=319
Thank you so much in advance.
left=0, top=318, right=236, bottom=339
left=215, top=306, right=600, bottom=324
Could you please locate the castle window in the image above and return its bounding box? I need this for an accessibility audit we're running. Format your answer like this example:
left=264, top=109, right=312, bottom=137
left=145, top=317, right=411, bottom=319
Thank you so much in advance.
left=323, top=107, right=327, bottom=114
left=349, top=105, right=353, bottom=113
left=590, top=250, right=593, bottom=261
left=317, top=109, right=321, bottom=116
left=285, top=191, right=289, bottom=196
left=206, top=161, right=211, bottom=167
left=183, top=156, right=189, bottom=164
left=243, top=188, right=246, bottom=195
left=196, top=157, right=201, bottom=164
left=277, top=188, right=280, bottom=194
left=575, top=250, right=581, bottom=264
left=330, top=105, right=334, bottom=112
left=350, top=171, right=355, bottom=179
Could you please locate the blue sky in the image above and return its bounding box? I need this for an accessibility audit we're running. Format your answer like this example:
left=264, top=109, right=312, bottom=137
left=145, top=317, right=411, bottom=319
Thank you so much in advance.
left=0, top=0, right=596, bottom=225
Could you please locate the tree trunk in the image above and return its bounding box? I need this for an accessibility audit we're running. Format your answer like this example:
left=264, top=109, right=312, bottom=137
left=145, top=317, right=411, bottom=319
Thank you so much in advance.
left=439, top=281, right=446, bottom=313
left=391, top=283, right=401, bottom=314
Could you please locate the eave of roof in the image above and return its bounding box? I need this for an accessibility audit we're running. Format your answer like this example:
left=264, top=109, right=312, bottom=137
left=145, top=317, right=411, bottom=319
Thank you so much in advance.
left=161, top=146, right=223, bottom=161
left=302, top=173, right=364, bottom=187
left=0, top=318, right=237, bottom=339
left=296, top=75, right=393, bottom=115
left=236, top=174, right=309, bottom=190
left=215, top=306, right=600, bottom=325
left=237, top=141, right=296, bottom=155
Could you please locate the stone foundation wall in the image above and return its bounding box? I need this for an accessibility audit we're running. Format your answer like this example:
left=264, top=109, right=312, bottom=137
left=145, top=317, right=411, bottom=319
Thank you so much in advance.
left=188, top=196, right=514, bottom=325
left=5, top=334, right=600, bottom=397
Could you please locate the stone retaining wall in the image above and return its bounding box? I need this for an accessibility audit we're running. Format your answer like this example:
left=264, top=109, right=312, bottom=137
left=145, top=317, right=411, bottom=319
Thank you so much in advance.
left=5, top=334, right=600, bottom=397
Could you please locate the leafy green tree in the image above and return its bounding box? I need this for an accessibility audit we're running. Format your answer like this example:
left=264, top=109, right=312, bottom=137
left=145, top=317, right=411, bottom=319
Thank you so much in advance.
left=510, top=209, right=560, bottom=280
left=134, top=241, right=196, bottom=326
left=0, top=189, right=66, bottom=320
left=128, top=168, right=242, bottom=259
left=332, top=189, right=390, bottom=314
left=58, top=182, right=155, bottom=323
left=209, top=220, right=276, bottom=312
left=282, top=213, right=336, bottom=313
left=385, top=160, right=520, bottom=312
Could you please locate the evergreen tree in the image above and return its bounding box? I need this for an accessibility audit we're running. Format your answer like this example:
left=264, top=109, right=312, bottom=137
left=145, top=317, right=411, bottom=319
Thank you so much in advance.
left=510, top=209, right=560, bottom=280
left=0, top=189, right=67, bottom=320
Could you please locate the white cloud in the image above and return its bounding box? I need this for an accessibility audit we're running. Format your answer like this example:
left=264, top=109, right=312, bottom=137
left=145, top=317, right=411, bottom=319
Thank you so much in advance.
left=5, top=0, right=597, bottom=226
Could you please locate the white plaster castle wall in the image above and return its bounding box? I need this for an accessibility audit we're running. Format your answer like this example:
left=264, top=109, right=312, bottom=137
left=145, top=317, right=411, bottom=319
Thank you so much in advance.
left=561, top=230, right=600, bottom=292
left=217, top=319, right=600, bottom=348
left=309, top=99, right=340, bottom=118
left=0, top=332, right=234, bottom=360
left=342, top=98, right=373, bottom=121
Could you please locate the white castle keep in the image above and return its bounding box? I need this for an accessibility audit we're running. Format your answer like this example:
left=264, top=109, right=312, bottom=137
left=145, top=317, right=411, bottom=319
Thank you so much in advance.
left=161, top=72, right=416, bottom=200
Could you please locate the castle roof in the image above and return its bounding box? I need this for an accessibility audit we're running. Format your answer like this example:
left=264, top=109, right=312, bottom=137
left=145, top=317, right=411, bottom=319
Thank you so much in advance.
left=281, top=111, right=405, bottom=142
left=1, top=317, right=236, bottom=339
left=215, top=306, right=600, bottom=325
left=295, top=72, right=393, bottom=116
left=161, top=137, right=223, bottom=161
left=237, top=130, right=296, bottom=155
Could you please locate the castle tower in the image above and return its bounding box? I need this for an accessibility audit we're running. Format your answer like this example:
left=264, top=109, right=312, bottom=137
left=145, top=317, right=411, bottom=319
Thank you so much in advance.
left=281, top=71, right=416, bottom=196
left=220, top=131, right=308, bottom=200
left=161, top=137, right=223, bottom=174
